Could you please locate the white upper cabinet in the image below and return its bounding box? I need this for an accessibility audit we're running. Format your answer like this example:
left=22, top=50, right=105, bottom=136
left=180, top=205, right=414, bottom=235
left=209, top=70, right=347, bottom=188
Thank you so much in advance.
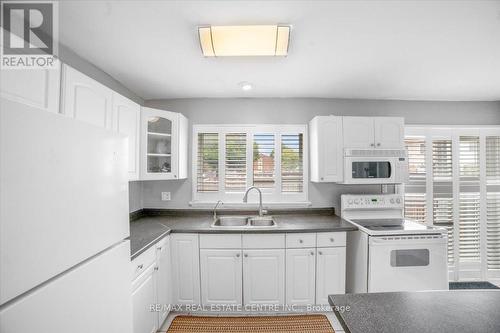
left=373, top=117, right=404, bottom=148
left=309, top=116, right=344, bottom=182
left=343, top=116, right=404, bottom=149
left=140, top=107, right=188, bottom=180
left=61, top=64, right=113, bottom=129
left=200, top=249, right=243, bottom=306
left=286, top=248, right=316, bottom=306
left=0, top=64, right=60, bottom=113
left=243, top=249, right=285, bottom=305
left=343, top=116, right=376, bottom=149
left=112, top=93, right=141, bottom=180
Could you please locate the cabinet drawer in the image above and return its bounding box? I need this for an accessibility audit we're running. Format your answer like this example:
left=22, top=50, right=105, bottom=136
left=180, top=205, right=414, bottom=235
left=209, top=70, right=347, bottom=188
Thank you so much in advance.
left=317, top=232, right=346, bottom=247
left=131, top=246, right=157, bottom=280
left=286, top=233, right=316, bottom=248
left=242, top=234, right=285, bottom=249
left=200, top=234, right=242, bottom=248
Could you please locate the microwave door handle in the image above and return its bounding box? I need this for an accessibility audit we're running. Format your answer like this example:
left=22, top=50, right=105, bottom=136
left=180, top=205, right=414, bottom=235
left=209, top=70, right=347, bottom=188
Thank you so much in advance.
left=388, top=162, right=392, bottom=178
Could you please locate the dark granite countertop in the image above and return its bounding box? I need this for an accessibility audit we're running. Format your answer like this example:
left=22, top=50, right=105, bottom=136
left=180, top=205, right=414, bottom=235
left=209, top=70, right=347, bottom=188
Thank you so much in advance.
left=129, top=208, right=356, bottom=259
left=328, top=291, right=500, bottom=333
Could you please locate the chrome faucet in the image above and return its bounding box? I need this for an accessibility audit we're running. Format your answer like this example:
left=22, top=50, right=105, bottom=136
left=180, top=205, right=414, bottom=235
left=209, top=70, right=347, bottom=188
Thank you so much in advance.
left=243, top=186, right=267, bottom=217
left=213, top=200, right=223, bottom=221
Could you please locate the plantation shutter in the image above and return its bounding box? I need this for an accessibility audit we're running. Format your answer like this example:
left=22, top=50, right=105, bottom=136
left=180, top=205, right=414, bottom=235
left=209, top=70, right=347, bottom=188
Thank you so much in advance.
left=432, top=138, right=454, bottom=264
left=486, top=136, right=500, bottom=270
left=225, top=133, right=247, bottom=192
left=253, top=134, right=275, bottom=189
left=458, top=136, right=481, bottom=263
left=197, top=133, right=219, bottom=192
left=404, top=137, right=427, bottom=224
left=281, top=134, right=304, bottom=192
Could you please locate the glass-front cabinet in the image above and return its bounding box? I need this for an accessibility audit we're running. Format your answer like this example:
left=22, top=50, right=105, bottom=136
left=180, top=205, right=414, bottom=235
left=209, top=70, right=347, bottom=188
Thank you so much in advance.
left=140, top=107, right=188, bottom=180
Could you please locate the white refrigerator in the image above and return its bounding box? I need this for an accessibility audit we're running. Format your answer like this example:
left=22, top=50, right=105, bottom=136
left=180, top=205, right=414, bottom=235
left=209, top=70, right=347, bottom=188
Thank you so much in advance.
left=0, top=98, right=133, bottom=333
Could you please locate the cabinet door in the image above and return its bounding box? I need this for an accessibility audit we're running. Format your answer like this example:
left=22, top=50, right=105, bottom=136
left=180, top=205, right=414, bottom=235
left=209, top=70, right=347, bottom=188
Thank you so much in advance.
left=155, top=237, right=171, bottom=328
left=61, top=64, right=113, bottom=129
left=286, top=248, right=316, bottom=306
left=170, top=234, right=200, bottom=305
left=0, top=64, right=60, bottom=113
left=373, top=117, right=404, bottom=148
left=200, top=249, right=243, bottom=305
left=141, top=107, right=179, bottom=180
left=112, top=93, right=140, bottom=180
left=342, top=117, right=375, bottom=149
left=310, top=116, right=343, bottom=182
left=132, top=264, right=157, bottom=333
left=243, top=249, right=285, bottom=305
left=316, top=247, right=346, bottom=305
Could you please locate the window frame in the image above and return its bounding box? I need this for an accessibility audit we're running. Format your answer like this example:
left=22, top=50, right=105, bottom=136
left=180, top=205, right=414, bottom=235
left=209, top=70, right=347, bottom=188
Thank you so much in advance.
left=192, top=124, right=309, bottom=205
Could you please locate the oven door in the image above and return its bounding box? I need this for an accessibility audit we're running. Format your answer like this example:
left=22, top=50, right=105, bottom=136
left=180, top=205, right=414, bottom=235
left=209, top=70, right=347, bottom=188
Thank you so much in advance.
left=344, top=157, right=396, bottom=184
left=368, top=235, right=448, bottom=292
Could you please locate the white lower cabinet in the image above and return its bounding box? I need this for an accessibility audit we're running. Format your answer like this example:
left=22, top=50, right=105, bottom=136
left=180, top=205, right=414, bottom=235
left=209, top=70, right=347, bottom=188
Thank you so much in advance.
left=132, top=264, right=157, bottom=333
left=131, top=236, right=171, bottom=333
left=171, top=233, right=201, bottom=305
left=243, top=249, right=285, bottom=305
left=286, top=248, right=316, bottom=306
left=200, top=249, right=243, bottom=305
left=155, top=237, right=172, bottom=328
left=315, top=247, right=346, bottom=305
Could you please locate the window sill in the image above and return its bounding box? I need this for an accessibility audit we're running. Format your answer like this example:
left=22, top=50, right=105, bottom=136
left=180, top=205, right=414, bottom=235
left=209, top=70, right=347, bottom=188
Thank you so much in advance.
left=189, top=201, right=313, bottom=209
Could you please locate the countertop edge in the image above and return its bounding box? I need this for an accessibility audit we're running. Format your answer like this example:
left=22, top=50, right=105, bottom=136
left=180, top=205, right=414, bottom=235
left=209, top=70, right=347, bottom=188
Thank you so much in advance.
left=130, top=229, right=171, bottom=260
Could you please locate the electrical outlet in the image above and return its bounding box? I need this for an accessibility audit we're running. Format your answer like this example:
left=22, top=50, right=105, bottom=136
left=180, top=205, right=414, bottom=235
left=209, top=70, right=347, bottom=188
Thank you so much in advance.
left=161, top=192, right=171, bottom=201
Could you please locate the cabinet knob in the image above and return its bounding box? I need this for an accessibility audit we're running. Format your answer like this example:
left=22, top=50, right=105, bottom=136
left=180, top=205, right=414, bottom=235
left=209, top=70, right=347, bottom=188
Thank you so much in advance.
left=236, top=253, right=240, bottom=258
left=244, top=253, right=248, bottom=258
left=377, top=143, right=381, bottom=147
left=157, top=246, right=162, bottom=250
left=137, top=264, right=143, bottom=269
left=318, top=251, right=323, bottom=255
left=299, top=239, right=303, bottom=243
left=370, top=143, right=375, bottom=147
left=320, top=177, right=324, bottom=181
left=310, top=251, right=315, bottom=256
left=154, top=266, right=159, bottom=271
left=330, top=238, right=334, bottom=242
left=174, top=174, right=177, bottom=178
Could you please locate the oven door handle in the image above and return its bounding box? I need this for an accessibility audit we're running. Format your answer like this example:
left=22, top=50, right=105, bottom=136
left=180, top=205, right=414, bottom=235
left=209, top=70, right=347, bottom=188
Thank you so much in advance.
left=369, top=235, right=447, bottom=246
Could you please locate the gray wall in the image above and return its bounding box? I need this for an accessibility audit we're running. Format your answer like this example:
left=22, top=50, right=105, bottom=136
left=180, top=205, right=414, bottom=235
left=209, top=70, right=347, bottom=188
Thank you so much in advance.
left=127, top=98, right=500, bottom=212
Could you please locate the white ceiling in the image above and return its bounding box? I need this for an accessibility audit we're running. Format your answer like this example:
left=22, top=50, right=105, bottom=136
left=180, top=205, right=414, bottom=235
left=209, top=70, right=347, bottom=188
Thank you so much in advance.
left=59, top=0, right=500, bottom=101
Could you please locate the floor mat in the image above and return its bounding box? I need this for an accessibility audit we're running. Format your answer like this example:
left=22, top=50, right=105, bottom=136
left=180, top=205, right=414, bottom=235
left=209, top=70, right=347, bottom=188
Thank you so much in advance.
left=449, top=281, right=500, bottom=289
left=166, top=314, right=335, bottom=333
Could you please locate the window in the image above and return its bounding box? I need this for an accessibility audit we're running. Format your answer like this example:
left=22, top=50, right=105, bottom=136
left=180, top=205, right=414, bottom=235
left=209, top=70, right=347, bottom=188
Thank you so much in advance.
left=405, top=127, right=500, bottom=282
left=193, top=125, right=307, bottom=203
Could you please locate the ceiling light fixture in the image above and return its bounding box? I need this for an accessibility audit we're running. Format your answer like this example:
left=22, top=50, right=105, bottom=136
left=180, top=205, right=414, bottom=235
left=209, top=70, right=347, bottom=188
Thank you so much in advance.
left=198, top=25, right=290, bottom=57
left=239, top=82, right=253, bottom=91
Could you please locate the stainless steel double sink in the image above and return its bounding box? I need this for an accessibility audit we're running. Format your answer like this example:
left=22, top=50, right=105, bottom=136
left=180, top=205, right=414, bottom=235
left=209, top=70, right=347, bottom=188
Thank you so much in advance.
left=211, top=215, right=277, bottom=228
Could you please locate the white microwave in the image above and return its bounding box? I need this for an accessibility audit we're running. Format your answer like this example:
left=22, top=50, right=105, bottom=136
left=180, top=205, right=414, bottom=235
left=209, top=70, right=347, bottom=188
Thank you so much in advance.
left=343, top=149, right=408, bottom=184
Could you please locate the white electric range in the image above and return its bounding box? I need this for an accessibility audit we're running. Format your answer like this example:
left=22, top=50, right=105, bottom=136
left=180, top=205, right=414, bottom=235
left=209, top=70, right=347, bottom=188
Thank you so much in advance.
left=341, top=194, right=449, bottom=293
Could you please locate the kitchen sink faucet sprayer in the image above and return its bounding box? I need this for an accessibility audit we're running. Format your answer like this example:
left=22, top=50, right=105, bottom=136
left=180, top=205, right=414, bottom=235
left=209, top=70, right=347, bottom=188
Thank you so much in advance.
left=243, top=186, right=267, bottom=217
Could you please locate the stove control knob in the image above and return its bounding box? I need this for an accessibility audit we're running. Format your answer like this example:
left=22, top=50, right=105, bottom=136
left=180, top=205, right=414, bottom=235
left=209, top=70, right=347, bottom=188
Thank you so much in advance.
left=348, top=199, right=353, bottom=205
left=354, top=199, right=359, bottom=205
left=396, top=198, right=401, bottom=204
left=390, top=198, right=395, bottom=204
